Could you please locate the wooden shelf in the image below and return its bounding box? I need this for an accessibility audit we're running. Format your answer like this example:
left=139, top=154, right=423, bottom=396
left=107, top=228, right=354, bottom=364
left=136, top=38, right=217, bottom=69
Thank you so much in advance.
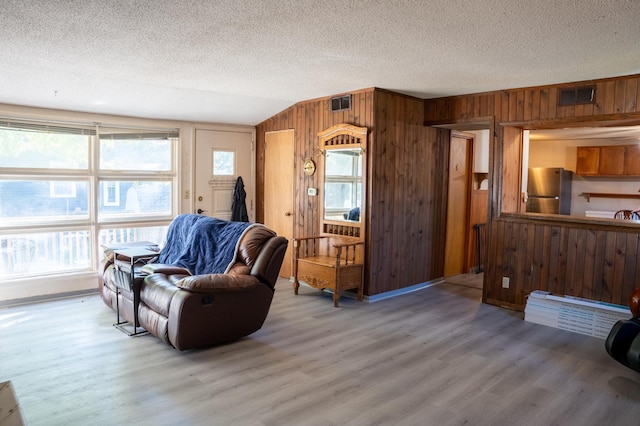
left=580, top=192, right=640, bottom=202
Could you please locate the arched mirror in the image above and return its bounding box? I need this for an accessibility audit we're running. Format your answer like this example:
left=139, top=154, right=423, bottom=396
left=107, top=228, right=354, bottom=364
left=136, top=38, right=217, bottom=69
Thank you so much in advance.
left=324, top=148, right=363, bottom=222
left=317, top=124, right=367, bottom=238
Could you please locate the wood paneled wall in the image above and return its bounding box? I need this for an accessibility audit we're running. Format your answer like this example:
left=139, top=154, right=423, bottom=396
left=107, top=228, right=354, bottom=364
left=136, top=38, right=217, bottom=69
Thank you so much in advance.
left=425, top=75, right=640, bottom=123
left=369, top=90, right=448, bottom=294
left=256, top=89, right=375, bottom=241
left=487, top=216, right=640, bottom=310
left=425, top=73, right=640, bottom=310
left=256, top=88, right=448, bottom=296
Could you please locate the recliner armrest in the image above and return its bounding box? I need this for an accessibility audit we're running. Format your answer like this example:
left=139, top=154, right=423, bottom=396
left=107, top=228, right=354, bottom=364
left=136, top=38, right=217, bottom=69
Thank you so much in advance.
left=141, top=263, right=191, bottom=276
left=175, top=274, right=261, bottom=293
left=251, top=236, right=288, bottom=287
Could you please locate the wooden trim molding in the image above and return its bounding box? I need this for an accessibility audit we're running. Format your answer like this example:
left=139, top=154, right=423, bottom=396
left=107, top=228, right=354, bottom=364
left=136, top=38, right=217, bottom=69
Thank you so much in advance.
left=317, top=123, right=368, bottom=146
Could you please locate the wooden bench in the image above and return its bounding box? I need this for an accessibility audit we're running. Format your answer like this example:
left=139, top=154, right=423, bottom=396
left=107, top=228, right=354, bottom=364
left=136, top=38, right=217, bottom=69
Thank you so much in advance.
left=293, top=236, right=364, bottom=307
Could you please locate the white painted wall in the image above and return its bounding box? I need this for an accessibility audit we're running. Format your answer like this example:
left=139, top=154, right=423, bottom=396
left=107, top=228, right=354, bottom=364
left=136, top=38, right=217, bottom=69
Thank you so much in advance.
left=471, top=129, right=490, bottom=173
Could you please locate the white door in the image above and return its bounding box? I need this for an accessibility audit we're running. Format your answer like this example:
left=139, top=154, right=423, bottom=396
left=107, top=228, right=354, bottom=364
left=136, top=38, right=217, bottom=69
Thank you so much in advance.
left=194, top=129, right=254, bottom=221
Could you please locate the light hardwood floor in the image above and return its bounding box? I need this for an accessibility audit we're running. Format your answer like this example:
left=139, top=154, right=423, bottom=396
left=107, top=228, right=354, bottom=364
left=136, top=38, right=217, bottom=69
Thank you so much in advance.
left=2, top=276, right=640, bottom=426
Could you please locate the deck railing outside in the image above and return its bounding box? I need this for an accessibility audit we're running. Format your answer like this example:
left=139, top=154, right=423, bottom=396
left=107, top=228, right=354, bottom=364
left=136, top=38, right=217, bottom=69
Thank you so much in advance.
left=0, top=226, right=167, bottom=279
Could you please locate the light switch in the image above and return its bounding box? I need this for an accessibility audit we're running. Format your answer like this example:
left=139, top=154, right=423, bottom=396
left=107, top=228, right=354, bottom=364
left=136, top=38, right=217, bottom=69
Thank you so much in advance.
left=308, top=188, right=317, bottom=196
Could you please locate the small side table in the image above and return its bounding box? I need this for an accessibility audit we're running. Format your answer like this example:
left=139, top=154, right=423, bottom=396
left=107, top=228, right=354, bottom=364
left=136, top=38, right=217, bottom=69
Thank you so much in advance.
left=112, top=247, right=158, bottom=336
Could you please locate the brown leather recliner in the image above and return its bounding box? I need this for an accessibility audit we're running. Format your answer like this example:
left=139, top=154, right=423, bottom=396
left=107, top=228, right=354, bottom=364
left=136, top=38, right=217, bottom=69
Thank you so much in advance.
left=99, top=215, right=288, bottom=351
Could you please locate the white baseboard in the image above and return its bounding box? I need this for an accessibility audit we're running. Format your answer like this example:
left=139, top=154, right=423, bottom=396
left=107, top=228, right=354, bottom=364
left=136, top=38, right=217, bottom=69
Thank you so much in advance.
left=0, top=272, right=98, bottom=305
left=365, top=278, right=445, bottom=303
left=292, top=277, right=445, bottom=303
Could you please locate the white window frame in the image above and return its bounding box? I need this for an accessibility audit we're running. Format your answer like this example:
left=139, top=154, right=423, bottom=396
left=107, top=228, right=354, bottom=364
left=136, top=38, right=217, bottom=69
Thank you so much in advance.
left=0, top=119, right=179, bottom=291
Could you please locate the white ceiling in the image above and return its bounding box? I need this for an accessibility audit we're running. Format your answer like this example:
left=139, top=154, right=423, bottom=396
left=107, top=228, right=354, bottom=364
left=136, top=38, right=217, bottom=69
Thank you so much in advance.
left=1, top=0, right=639, bottom=126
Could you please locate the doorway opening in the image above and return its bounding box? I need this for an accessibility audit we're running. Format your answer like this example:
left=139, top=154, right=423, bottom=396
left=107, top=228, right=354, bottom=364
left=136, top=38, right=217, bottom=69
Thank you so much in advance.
left=436, top=121, right=491, bottom=286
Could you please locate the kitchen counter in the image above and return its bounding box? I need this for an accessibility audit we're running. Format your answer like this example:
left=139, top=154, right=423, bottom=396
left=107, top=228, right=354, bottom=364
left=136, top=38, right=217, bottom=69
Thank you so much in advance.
left=500, top=211, right=640, bottom=230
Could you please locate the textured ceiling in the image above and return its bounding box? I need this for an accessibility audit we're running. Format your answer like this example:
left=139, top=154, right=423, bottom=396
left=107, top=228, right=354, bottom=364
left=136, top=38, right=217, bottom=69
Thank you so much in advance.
left=1, top=0, right=639, bottom=126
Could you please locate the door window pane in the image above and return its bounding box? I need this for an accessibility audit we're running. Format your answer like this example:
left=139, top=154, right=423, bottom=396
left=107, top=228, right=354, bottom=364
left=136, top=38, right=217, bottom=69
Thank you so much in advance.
left=213, top=150, right=235, bottom=175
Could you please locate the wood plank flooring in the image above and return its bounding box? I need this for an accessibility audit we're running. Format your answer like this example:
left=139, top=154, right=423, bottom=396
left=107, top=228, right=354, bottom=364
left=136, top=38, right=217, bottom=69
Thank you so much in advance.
left=2, top=276, right=640, bottom=426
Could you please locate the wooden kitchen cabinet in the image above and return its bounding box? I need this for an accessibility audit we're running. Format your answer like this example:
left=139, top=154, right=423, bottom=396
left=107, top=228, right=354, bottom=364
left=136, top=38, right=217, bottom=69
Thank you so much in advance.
left=577, top=144, right=640, bottom=176
left=625, top=144, right=640, bottom=175
left=576, top=146, right=600, bottom=175
left=599, top=146, right=625, bottom=175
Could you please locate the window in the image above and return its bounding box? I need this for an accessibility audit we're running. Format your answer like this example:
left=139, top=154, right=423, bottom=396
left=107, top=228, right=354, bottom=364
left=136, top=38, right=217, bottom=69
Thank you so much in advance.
left=213, top=150, right=235, bottom=175
left=1, top=230, right=90, bottom=275
left=103, top=182, right=120, bottom=206
left=99, top=135, right=172, bottom=171
left=50, top=181, right=77, bottom=198
left=0, top=179, right=89, bottom=222
left=0, top=126, right=89, bottom=169
left=98, top=180, right=171, bottom=218
left=0, top=120, right=178, bottom=281
left=98, top=128, right=175, bottom=221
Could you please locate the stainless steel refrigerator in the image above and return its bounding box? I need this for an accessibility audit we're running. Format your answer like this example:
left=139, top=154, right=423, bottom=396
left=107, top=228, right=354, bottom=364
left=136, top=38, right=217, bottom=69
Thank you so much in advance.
left=526, top=167, right=573, bottom=214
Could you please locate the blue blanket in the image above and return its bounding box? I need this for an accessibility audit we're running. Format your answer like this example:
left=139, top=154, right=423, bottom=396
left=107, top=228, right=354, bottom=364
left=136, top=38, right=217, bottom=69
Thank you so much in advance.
left=158, top=214, right=257, bottom=275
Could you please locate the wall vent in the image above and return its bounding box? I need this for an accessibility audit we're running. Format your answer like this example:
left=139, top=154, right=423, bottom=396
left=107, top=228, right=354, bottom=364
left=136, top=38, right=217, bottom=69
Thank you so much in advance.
left=330, top=95, right=352, bottom=112
left=558, top=86, right=596, bottom=106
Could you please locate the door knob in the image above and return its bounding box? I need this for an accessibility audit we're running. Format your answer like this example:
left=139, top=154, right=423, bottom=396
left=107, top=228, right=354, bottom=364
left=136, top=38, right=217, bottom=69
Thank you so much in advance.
left=197, top=208, right=207, bottom=214
left=285, top=212, right=292, bottom=216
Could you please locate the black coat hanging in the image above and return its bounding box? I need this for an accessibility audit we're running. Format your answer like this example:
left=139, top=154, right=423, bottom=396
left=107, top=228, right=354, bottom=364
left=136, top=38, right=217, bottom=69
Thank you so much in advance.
left=231, top=176, right=249, bottom=222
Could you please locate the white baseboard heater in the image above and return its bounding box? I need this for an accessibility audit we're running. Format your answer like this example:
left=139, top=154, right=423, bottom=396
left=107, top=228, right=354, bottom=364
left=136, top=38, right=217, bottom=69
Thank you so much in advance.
left=525, top=290, right=631, bottom=339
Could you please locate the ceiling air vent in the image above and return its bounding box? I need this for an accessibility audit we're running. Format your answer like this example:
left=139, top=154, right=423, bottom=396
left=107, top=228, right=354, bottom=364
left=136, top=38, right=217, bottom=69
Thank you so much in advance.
left=330, top=95, right=352, bottom=112
left=558, top=86, right=596, bottom=106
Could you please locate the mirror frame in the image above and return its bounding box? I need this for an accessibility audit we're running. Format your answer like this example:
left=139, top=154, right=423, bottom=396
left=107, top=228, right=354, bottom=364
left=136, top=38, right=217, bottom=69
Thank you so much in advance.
left=317, top=123, right=367, bottom=239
